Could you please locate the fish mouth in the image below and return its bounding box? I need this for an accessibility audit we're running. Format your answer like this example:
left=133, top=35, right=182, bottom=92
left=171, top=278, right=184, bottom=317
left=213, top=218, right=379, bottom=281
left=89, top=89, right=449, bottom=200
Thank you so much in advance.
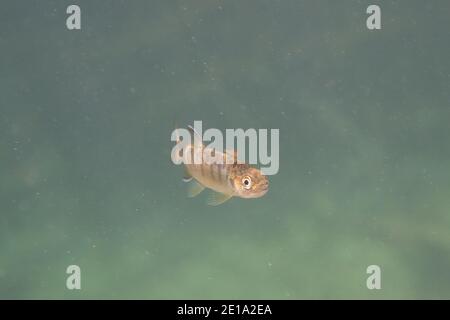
left=256, top=184, right=269, bottom=197
left=261, top=182, right=269, bottom=191
left=240, top=185, right=268, bottom=198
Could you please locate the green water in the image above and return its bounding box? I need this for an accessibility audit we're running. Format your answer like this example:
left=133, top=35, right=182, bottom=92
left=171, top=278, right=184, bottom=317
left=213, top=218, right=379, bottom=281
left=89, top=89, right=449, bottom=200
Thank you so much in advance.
left=1, top=0, right=450, bottom=299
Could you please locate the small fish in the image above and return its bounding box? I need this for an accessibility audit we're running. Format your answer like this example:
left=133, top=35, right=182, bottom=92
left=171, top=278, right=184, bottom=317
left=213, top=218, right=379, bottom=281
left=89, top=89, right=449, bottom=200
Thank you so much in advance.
left=174, top=126, right=269, bottom=206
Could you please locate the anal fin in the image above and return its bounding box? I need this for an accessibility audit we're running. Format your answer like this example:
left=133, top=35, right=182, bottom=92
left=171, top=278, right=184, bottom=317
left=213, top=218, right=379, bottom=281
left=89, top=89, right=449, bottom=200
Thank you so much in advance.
left=207, top=192, right=232, bottom=206
left=187, top=179, right=205, bottom=198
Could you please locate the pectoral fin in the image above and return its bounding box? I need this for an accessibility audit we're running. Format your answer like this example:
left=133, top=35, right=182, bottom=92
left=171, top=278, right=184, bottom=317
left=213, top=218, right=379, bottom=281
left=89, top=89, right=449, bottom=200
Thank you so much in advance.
left=207, top=192, right=233, bottom=206
left=187, top=179, right=205, bottom=198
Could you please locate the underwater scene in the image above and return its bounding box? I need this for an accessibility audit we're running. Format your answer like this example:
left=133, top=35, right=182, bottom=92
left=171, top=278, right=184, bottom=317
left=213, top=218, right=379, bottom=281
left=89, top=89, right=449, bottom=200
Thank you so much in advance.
left=1, top=0, right=450, bottom=299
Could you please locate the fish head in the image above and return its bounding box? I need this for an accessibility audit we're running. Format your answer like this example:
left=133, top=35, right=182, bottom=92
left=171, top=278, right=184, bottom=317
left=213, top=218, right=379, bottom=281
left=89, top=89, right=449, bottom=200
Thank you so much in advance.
left=232, top=166, right=269, bottom=198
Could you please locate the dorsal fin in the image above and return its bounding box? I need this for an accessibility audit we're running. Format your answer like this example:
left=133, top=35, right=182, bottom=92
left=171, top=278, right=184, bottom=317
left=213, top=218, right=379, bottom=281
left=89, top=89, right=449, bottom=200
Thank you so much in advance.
left=188, top=125, right=203, bottom=144
left=225, top=149, right=236, bottom=163
left=224, top=149, right=245, bottom=164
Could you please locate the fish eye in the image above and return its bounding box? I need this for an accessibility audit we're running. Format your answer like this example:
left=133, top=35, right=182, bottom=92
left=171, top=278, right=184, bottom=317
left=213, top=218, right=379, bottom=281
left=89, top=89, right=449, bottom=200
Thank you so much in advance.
left=242, top=176, right=252, bottom=190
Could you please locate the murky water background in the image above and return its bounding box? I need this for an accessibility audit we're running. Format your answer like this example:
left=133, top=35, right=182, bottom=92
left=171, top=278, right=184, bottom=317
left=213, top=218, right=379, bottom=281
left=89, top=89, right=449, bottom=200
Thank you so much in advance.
left=1, top=0, right=450, bottom=299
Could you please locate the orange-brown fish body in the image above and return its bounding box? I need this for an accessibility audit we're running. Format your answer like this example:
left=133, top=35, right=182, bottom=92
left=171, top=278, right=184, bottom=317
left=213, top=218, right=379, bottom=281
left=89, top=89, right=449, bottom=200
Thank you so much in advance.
left=185, top=161, right=234, bottom=195
left=177, top=128, right=269, bottom=205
